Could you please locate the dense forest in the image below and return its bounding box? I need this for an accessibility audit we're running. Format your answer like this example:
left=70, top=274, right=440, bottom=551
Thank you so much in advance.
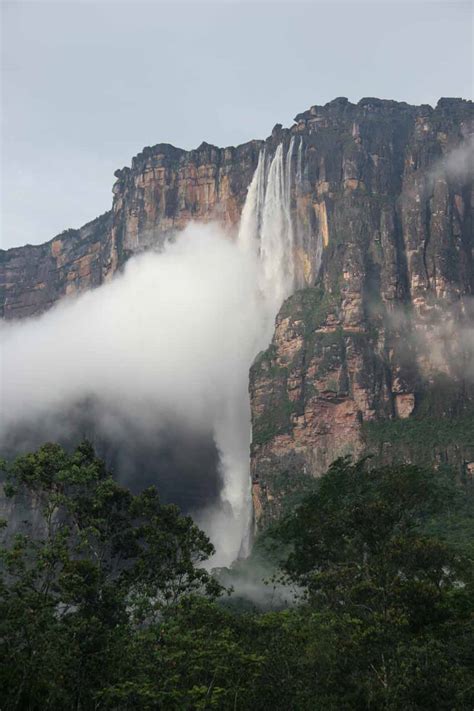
left=1, top=442, right=473, bottom=710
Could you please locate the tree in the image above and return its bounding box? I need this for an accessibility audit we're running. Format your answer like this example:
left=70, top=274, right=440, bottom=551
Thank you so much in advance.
left=0, top=441, right=220, bottom=710
left=275, top=458, right=474, bottom=709
left=2, top=446, right=473, bottom=710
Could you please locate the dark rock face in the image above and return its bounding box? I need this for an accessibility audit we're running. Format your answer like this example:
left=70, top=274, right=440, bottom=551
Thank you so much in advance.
left=1, top=97, right=473, bottom=527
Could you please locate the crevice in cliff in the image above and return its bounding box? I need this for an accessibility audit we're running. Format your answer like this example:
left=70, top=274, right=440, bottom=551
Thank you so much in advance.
left=393, top=204, right=411, bottom=302
left=460, top=185, right=473, bottom=295
left=423, top=195, right=433, bottom=290
left=299, top=336, right=310, bottom=427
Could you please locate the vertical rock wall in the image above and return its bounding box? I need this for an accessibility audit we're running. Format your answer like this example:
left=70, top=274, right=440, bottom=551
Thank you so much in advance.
left=248, top=98, right=473, bottom=526
left=1, top=141, right=261, bottom=319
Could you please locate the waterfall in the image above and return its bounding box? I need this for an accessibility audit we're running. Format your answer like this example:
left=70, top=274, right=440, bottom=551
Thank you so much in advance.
left=237, top=148, right=266, bottom=256
left=227, top=137, right=300, bottom=560
left=198, top=139, right=303, bottom=563
left=232, top=135, right=326, bottom=561
left=238, top=137, right=298, bottom=312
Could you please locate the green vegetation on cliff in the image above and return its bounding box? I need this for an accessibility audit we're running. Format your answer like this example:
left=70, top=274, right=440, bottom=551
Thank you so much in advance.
left=363, top=404, right=474, bottom=479
left=251, top=287, right=342, bottom=446
left=1, top=445, right=473, bottom=709
left=363, top=412, right=474, bottom=451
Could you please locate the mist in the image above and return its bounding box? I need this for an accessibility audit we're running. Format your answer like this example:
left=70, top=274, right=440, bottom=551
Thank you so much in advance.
left=414, top=298, right=474, bottom=384
left=424, top=133, right=474, bottom=193
left=1, top=135, right=304, bottom=569
left=0, top=223, right=275, bottom=566
left=434, top=134, right=474, bottom=184
left=384, top=296, right=474, bottom=391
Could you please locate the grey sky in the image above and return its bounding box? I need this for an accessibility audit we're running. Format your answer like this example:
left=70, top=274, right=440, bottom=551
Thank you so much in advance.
left=1, top=0, right=472, bottom=249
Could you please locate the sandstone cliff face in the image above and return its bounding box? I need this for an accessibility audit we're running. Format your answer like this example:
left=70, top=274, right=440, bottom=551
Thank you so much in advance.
left=111, top=141, right=261, bottom=253
left=0, top=212, right=114, bottom=319
left=0, top=140, right=261, bottom=319
left=248, top=97, right=474, bottom=526
left=1, top=97, right=473, bottom=528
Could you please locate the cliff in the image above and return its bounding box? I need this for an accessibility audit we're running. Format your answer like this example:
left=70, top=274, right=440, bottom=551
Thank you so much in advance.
left=1, top=140, right=261, bottom=318
left=2, top=96, right=473, bottom=528
left=248, top=97, right=474, bottom=526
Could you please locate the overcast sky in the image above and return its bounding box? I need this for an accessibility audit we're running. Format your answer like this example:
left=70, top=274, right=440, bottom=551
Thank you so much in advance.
left=1, top=0, right=472, bottom=249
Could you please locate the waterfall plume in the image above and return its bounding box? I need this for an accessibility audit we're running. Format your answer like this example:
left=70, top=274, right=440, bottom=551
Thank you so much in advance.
left=237, top=135, right=320, bottom=315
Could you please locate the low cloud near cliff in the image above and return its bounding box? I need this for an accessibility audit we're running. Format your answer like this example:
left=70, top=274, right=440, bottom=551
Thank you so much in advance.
left=385, top=296, right=474, bottom=385
left=0, top=223, right=271, bottom=565
left=426, top=133, right=474, bottom=189
left=418, top=299, right=474, bottom=383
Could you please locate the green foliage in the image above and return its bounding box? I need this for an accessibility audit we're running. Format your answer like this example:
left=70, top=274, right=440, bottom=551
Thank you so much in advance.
left=251, top=343, right=277, bottom=374
left=364, top=377, right=474, bottom=465
left=0, top=442, right=220, bottom=710
left=273, top=458, right=474, bottom=709
left=280, top=285, right=338, bottom=336
left=312, top=328, right=345, bottom=380
left=265, top=468, right=319, bottom=516
left=423, top=481, right=474, bottom=558
left=363, top=412, right=474, bottom=453
left=97, top=598, right=265, bottom=710
left=415, top=374, right=473, bottom=419
left=251, top=287, right=341, bottom=446
left=1, top=446, right=473, bottom=709
left=252, top=397, right=295, bottom=446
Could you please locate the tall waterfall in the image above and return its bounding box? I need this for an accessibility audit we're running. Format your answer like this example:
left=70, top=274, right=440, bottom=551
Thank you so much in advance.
left=238, top=137, right=299, bottom=312
left=227, top=137, right=306, bottom=559
left=238, top=136, right=326, bottom=317
left=219, top=136, right=323, bottom=562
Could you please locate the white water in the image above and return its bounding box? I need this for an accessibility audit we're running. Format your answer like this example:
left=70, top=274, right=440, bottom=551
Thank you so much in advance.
left=238, top=137, right=302, bottom=314
left=221, top=136, right=312, bottom=559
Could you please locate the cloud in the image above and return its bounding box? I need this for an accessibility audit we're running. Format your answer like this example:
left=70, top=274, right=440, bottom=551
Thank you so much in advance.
left=384, top=296, right=474, bottom=385
left=0, top=223, right=274, bottom=566
left=440, top=134, right=474, bottom=184
left=417, top=299, right=474, bottom=382
left=426, top=133, right=474, bottom=191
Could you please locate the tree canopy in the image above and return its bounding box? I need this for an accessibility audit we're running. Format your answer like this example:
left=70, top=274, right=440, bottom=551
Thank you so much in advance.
left=1, top=445, right=473, bottom=709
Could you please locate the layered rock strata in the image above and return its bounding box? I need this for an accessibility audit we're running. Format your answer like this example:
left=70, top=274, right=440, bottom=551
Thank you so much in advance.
left=1, top=141, right=261, bottom=318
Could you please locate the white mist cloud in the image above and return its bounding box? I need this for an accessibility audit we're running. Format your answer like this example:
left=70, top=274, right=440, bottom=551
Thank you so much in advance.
left=426, top=133, right=474, bottom=190
left=0, top=223, right=274, bottom=566
left=439, top=134, right=474, bottom=183
left=417, top=300, right=474, bottom=382
left=385, top=297, right=474, bottom=384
